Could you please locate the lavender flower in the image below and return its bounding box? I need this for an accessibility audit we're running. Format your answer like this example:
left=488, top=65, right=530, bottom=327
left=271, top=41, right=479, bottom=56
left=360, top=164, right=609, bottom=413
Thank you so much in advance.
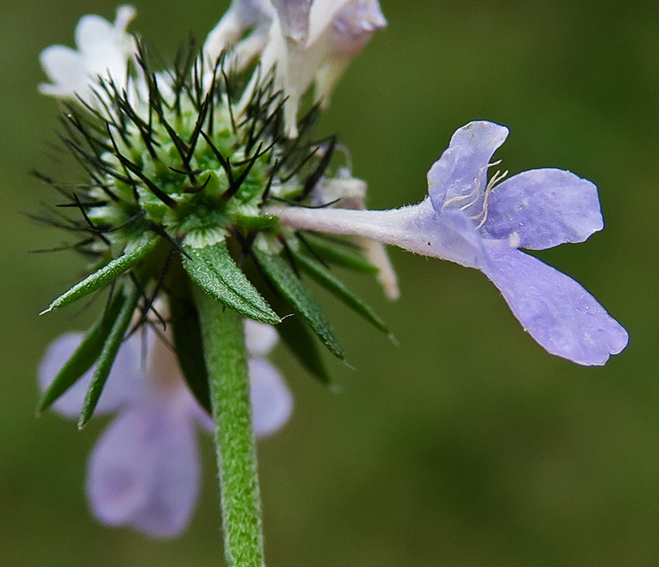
left=272, top=121, right=629, bottom=365
left=38, top=321, right=291, bottom=538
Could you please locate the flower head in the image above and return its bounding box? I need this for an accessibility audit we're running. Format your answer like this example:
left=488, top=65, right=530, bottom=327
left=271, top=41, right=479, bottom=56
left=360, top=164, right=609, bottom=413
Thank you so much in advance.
left=273, top=121, right=629, bottom=365
left=38, top=321, right=291, bottom=537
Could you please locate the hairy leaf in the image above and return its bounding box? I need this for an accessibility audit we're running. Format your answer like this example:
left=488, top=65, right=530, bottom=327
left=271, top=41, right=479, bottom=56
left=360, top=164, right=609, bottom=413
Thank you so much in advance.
left=292, top=249, right=389, bottom=333
left=183, top=242, right=281, bottom=324
left=41, top=235, right=159, bottom=314
left=37, top=290, right=125, bottom=414
left=253, top=248, right=344, bottom=359
left=78, top=284, right=140, bottom=428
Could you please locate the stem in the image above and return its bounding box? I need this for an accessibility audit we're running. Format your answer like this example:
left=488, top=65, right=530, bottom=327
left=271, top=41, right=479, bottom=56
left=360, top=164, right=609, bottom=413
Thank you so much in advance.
left=194, top=286, right=264, bottom=567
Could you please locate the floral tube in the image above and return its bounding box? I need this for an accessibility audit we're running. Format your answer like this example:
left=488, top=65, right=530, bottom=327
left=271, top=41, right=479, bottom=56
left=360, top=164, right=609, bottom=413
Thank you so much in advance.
left=272, top=121, right=628, bottom=365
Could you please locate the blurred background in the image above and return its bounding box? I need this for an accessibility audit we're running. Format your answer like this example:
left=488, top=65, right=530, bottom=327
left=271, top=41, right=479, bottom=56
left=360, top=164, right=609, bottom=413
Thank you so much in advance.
left=1, top=0, right=658, bottom=565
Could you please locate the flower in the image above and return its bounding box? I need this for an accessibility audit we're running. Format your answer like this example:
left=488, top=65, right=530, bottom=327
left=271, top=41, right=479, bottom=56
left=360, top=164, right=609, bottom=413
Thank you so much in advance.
left=205, top=0, right=386, bottom=136
left=271, top=121, right=629, bottom=365
left=39, top=5, right=137, bottom=104
left=38, top=320, right=292, bottom=538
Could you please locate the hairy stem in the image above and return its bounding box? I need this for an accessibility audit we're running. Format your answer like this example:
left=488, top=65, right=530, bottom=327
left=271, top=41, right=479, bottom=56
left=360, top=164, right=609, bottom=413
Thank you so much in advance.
left=194, top=286, right=264, bottom=567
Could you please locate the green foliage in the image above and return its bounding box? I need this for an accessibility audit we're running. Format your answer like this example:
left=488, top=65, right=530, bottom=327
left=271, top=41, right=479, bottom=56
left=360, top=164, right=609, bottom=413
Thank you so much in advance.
left=253, top=248, right=345, bottom=360
left=298, top=233, right=378, bottom=273
left=291, top=248, right=389, bottom=334
left=169, top=278, right=212, bottom=414
left=182, top=242, right=281, bottom=324
left=37, top=291, right=125, bottom=414
left=40, top=236, right=159, bottom=314
left=78, top=284, right=141, bottom=428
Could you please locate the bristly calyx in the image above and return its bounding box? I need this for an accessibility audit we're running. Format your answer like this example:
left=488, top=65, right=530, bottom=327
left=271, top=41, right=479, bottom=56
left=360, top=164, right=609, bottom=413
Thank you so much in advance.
left=36, top=38, right=389, bottom=420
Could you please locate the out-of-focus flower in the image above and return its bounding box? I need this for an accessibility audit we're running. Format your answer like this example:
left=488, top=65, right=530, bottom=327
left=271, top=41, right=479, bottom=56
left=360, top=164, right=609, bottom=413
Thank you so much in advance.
left=271, top=121, right=629, bottom=365
left=38, top=321, right=291, bottom=538
left=205, top=0, right=386, bottom=136
left=39, top=5, right=137, bottom=104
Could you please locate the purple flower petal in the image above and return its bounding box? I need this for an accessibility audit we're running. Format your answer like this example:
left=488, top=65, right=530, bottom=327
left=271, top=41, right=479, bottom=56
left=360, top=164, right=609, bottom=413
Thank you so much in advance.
left=87, top=401, right=201, bottom=538
left=428, top=121, right=509, bottom=212
left=249, top=359, right=293, bottom=438
left=38, top=333, right=92, bottom=418
left=39, top=332, right=149, bottom=418
left=481, top=169, right=604, bottom=250
left=481, top=246, right=628, bottom=365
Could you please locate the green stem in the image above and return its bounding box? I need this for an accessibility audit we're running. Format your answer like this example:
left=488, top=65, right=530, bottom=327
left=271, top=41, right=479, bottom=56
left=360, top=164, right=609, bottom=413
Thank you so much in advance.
left=194, top=286, right=265, bottom=567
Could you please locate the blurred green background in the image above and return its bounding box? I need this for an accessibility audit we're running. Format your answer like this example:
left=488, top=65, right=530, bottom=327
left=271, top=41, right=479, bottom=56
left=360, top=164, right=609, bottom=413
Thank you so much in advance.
left=1, top=0, right=657, bottom=565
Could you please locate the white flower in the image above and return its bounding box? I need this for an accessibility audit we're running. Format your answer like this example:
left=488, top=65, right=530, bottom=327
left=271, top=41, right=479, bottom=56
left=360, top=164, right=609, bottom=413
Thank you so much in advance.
left=39, top=5, right=137, bottom=105
left=264, top=0, right=387, bottom=136
left=205, top=0, right=386, bottom=137
left=38, top=320, right=292, bottom=537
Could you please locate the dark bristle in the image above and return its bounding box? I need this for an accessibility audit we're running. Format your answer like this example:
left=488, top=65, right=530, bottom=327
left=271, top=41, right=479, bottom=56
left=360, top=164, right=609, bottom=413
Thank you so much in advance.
left=300, top=136, right=337, bottom=200
left=201, top=130, right=234, bottom=185
left=280, top=237, right=301, bottom=279
left=295, top=232, right=331, bottom=270
left=222, top=142, right=263, bottom=201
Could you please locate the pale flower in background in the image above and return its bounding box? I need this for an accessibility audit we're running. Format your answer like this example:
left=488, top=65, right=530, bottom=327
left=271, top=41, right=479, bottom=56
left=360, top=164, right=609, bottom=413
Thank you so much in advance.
left=38, top=320, right=291, bottom=537
left=39, top=5, right=137, bottom=104
left=205, top=0, right=386, bottom=136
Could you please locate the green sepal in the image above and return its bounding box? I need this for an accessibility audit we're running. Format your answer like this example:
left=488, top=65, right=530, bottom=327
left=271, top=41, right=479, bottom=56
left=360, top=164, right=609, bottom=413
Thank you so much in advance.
left=299, top=234, right=378, bottom=274
left=291, top=249, right=390, bottom=334
left=234, top=214, right=279, bottom=230
left=182, top=241, right=281, bottom=325
left=78, top=283, right=141, bottom=428
left=253, top=248, right=345, bottom=360
left=169, top=279, right=211, bottom=414
left=37, top=290, right=125, bottom=414
left=41, top=235, right=159, bottom=314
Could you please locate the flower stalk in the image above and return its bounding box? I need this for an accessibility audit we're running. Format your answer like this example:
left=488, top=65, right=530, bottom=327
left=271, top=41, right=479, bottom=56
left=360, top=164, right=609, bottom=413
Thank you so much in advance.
left=194, top=285, right=265, bottom=567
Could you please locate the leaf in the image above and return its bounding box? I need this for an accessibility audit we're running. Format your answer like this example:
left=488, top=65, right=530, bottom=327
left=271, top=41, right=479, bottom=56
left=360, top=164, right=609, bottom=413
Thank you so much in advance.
left=292, top=250, right=390, bottom=334
left=299, top=234, right=378, bottom=273
left=253, top=248, right=345, bottom=360
left=234, top=214, right=280, bottom=230
left=37, top=290, right=125, bottom=414
left=259, top=286, right=331, bottom=385
left=169, top=282, right=211, bottom=414
left=41, top=235, right=159, bottom=314
left=78, top=284, right=140, bottom=428
left=276, top=303, right=332, bottom=384
left=183, top=241, right=281, bottom=324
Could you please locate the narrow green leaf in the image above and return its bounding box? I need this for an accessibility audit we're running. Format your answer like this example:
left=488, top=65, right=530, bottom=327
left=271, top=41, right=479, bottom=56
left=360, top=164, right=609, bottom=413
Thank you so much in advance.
left=78, top=284, right=140, bottom=428
left=234, top=214, right=279, bottom=230
left=257, top=286, right=331, bottom=384
left=183, top=242, right=281, bottom=325
left=37, top=291, right=125, bottom=414
left=41, top=235, right=159, bottom=314
left=299, top=234, right=378, bottom=273
left=276, top=303, right=332, bottom=384
left=253, top=248, right=345, bottom=360
left=292, top=250, right=390, bottom=334
left=169, top=283, right=211, bottom=414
